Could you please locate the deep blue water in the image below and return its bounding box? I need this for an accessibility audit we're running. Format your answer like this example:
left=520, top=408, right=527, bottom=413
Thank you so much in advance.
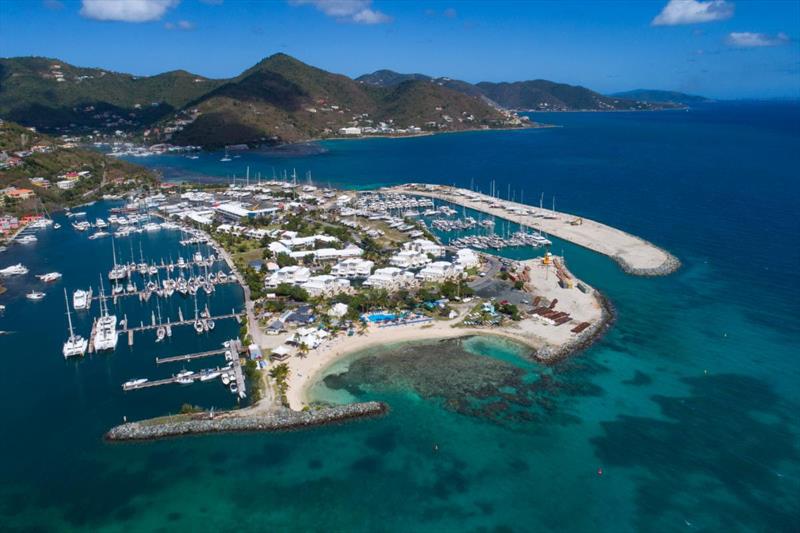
left=1, top=102, right=798, bottom=531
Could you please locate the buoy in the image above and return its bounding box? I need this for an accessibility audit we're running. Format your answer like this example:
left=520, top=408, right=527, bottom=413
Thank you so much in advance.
left=597, top=468, right=603, bottom=476
left=433, top=443, right=439, bottom=452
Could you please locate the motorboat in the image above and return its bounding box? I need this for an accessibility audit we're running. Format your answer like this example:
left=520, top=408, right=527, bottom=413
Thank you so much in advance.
left=37, top=272, right=62, bottom=283
left=156, top=325, right=166, bottom=342
left=123, top=378, right=148, bottom=387
left=89, top=231, right=110, bottom=240
left=229, top=382, right=238, bottom=394
left=26, top=291, right=45, bottom=300
left=200, top=371, right=221, bottom=382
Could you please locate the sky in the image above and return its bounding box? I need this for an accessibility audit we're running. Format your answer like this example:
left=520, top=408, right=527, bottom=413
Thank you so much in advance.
left=0, top=0, right=798, bottom=99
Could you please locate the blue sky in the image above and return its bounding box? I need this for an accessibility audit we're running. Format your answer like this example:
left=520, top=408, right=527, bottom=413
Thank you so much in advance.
left=0, top=0, right=798, bottom=98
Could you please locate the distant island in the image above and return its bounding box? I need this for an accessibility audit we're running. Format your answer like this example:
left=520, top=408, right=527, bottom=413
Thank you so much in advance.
left=1, top=54, right=679, bottom=150
left=610, top=89, right=711, bottom=105
left=357, top=70, right=681, bottom=112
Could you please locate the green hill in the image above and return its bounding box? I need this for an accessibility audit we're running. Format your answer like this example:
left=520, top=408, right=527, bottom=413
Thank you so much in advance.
left=0, top=57, right=223, bottom=132
left=610, top=89, right=711, bottom=105
left=1, top=54, right=516, bottom=148
left=357, top=69, right=676, bottom=111
left=0, top=120, right=156, bottom=215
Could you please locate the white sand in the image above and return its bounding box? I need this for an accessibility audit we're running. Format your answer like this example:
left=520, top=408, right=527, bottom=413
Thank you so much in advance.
left=281, top=255, right=604, bottom=411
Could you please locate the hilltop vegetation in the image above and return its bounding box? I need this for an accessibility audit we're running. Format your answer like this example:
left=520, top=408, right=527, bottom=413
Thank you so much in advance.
left=358, top=69, right=677, bottom=111
left=0, top=120, right=156, bottom=215
left=0, top=54, right=520, bottom=149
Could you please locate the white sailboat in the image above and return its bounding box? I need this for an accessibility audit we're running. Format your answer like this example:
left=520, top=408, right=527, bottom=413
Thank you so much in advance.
left=62, top=288, right=88, bottom=358
left=93, top=277, right=118, bottom=352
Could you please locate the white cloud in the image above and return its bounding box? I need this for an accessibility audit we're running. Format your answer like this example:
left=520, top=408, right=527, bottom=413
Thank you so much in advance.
left=80, top=0, right=179, bottom=23
left=289, top=0, right=392, bottom=24
left=726, top=32, right=790, bottom=48
left=652, top=0, right=733, bottom=26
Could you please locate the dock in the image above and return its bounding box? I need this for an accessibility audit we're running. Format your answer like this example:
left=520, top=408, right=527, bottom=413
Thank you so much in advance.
left=386, top=184, right=679, bottom=276
left=122, top=338, right=247, bottom=399
left=120, top=312, right=242, bottom=334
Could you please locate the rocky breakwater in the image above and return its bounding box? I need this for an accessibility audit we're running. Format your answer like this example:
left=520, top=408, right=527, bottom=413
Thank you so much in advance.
left=614, top=250, right=682, bottom=277
left=105, top=402, right=388, bottom=441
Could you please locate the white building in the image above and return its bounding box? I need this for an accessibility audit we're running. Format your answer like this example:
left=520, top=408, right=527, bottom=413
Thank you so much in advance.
left=56, top=179, right=76, bottom=190
left=331, top=258, right=374, bottom=278
left=290, top=244, right=364, bottom=262
left=338, top=127, right=362, bottom=136
left=389, top=249, right=431, bottom=269
left=279, top=234, right=339, bottom=250
left=301, top=275, right=351, bottom=296
left=265, top=266, right=311, bottom=288
left=404, top=239, right=444, bottom=257
left=364, top=267, right=415, bottom=289
left=417, top=261, right=459, bottom=282
left=454, top=248, right=480, bottom=269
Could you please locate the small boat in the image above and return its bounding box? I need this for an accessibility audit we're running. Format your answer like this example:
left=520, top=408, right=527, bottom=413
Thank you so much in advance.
left=88, top=231, right=110, bottom=240
left=194, top=319, right=204, bottom=334
left=206, top=319, right=215, bottom=331
left=126, top=281, right=136, bottom=293
left=156, top=325, right=166, bottom=342
left=53, top=223, right=61, bottom=229
left=26, top=291, right=45, bottom=300
left=37, top=272, right=62, bottom=283
left=229, top=382, right=238, bottom=394
left=221, top=373, right=231, bottom=385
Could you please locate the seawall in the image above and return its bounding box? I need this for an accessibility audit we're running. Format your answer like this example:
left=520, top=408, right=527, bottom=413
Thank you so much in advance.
left=105, top=402, right=388, bottom=441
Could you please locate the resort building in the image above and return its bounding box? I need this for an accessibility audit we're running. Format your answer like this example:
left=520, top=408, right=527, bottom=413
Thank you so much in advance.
left=300, top=275, right=351, bottom=296
left=417, top=261, right=461, bottom=282
left=364, top=267, right=416, bottom=289
left=331, top=258, right=374, bottom=278
left=265, top=266, right=312, bottom=288
left=404, top=239, right=444, bottom=257
left=389, top=249, right=431, bottom=269
left=454, top=248, right=480, bottom=269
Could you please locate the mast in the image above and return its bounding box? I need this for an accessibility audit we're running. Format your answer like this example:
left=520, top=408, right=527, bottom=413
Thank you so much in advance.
left=63, top=288, right=75, bottom=338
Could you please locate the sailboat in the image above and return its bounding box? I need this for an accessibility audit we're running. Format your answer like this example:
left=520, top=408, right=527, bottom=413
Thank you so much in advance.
left=193, top=295, right=204, bottom=334
left=220, top=148, right=232, bottom=162
left=108, top=238, right=127, bottom=281
left=155, top=301, right=166, bottom=342
left=93, top=277, right=118, bottom=351
left=62, top=288, right=88, bottom=358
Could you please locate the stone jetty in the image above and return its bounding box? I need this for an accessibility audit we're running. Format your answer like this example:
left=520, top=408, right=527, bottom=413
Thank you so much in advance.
left=105, top=402, right=388, bottom=441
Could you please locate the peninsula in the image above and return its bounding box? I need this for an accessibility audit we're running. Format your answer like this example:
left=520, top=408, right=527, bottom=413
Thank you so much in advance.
left=95, top=177, right=678, bottom=440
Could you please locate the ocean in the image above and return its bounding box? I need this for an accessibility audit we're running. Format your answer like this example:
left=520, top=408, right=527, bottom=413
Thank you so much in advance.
left=0, top=102, right=798, bottom=531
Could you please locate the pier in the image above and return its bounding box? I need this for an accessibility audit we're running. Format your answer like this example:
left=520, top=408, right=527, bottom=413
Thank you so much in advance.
left=387, top=184, right=680, bottom=276
left=122, top=339, right=247, bottom=399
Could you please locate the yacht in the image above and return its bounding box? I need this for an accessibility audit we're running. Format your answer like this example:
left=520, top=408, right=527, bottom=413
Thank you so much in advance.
left=175, top=370, right=194, bottom=385
left=108, top=239, right=128, bottom=280
left=73, top=288, right=91, bottom=310
left=0, top=263, right=28, bottom=276
left=88, top=231, right=110, bottom=240
left=126, top=280, right=137, bottom=293
left=193, top=251, right=203, bottom=263
left=37, top=272, right=62, bottom=283
left=62, top=289, right=88, bottom=358
left=143, top=222, right=161, bottom=232
left=95, top=218, right=108, bottom=229
left=123, top=378, right=148, bottom=387
left=26, top=291, right=46, bottom=300
left=199, top=371, right=221, bottom=382
left=93, top=281, right=118, bottom=352
left=17, top=235, right=37, bottom=244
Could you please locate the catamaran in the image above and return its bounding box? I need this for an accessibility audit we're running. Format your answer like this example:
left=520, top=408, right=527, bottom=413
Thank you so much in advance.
left=73, top=288, right=91, bottom=310
left=93, top=278, right=118, bottom=351
left=62, top=289, right=88, bottom=358
left=108, top=238, right=128, bottom=280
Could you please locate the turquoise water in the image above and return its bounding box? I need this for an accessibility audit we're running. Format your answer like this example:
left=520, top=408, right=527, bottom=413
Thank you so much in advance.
left=1, top=102, right=799, bottom=531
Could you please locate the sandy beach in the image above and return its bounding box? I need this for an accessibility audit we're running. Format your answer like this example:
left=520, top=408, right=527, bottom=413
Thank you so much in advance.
left=387, top=185, right=680, bottom=275
left=282, top=255, right=606, bottom=411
